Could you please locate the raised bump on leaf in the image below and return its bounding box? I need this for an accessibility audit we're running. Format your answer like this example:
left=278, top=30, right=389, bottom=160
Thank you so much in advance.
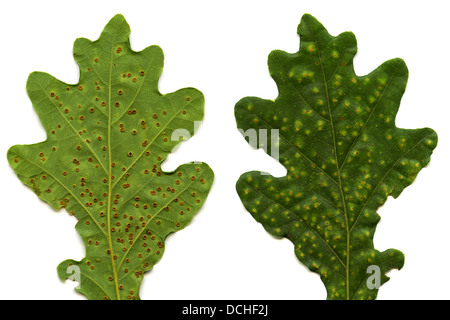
left=7, top=14, right=214, bottom=300
left=235, top=13, right=437, bottom=300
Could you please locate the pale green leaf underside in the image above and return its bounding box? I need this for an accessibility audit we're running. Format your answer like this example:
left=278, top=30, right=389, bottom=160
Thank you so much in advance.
left=8, top=14, right=214, bottom=300
left=235, top=14, right=437, bottom=300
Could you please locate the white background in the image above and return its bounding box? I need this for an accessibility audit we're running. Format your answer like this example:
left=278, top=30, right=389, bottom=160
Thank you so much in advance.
left=0, top=0, right=449, bottom=300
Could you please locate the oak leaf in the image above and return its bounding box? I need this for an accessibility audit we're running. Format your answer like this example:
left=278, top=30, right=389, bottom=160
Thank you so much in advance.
left=8, top=14, right=214, bottom=300
left=235, top=14, right=437, bottom=300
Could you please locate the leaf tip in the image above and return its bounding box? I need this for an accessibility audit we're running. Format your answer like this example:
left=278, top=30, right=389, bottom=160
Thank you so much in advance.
left=73, top=37, right=92, bottom=58
left=300, top=13, right=317, bottom=23
left=297, top=13, right=324, bottom=35
left=101, top=13, right=131, bottom=42
left=6, top=145, right=19, bottom=169
left=393, top=57, right=408, bottom=73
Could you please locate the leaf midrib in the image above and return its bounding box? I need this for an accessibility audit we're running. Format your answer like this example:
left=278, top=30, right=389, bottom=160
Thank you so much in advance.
left=304, top=23, right=404, bottom=300
left=106, top=36, right=121, bottom=300
left=304, top=21, right=351, bottom=300
left=103, top=39, right=197, bottom=299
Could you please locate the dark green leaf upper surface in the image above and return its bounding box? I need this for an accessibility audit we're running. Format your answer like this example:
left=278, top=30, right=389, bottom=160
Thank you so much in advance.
left=7, top=14, right=214, bottom=300
left=235, top=14, right=437, bottom=300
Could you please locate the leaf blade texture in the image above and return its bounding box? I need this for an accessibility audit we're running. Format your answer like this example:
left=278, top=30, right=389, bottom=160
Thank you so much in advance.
left=7, top=14, right=214, bottom=300
left=235, top=14, right=437, bottom=300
